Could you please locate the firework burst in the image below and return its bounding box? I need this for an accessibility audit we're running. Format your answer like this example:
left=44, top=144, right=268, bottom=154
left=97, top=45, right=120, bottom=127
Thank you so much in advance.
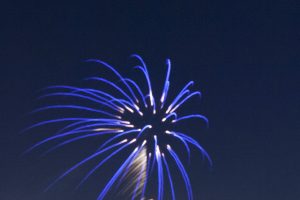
left=25, top=55, right=212, bottom=200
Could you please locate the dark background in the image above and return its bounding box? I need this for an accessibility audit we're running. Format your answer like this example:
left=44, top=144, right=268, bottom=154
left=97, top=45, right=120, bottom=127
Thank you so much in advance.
left=1, top=0, right=299, bottom=200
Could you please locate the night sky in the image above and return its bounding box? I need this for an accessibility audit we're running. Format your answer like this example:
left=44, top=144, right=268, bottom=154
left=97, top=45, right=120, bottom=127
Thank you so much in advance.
left=1, top=1, right=300, bottom=200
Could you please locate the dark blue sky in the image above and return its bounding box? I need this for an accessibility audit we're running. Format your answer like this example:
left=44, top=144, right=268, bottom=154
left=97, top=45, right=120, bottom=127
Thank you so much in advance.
left=1, top=0, right=299, bottom=199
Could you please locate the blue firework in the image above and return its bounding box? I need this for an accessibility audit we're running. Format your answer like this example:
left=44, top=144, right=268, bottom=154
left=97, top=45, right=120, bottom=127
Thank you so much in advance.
left=26, top=55, right=212, bottom=200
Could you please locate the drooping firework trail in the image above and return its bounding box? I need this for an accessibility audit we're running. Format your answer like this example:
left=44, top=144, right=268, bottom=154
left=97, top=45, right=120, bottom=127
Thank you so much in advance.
left=26, top=55, right=212, bottom=200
